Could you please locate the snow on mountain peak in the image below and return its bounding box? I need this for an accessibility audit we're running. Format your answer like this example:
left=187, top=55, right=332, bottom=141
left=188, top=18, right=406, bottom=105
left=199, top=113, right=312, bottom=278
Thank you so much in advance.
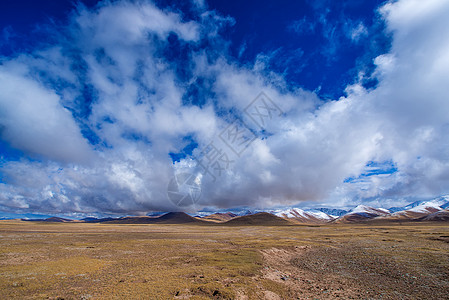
left=420, top=197, right=448, bottom=208
left=407, top=204, right=442, bottom=213
left=272, top=208, right=335, bottom=221
left=351, top=205, right=390, bottom=215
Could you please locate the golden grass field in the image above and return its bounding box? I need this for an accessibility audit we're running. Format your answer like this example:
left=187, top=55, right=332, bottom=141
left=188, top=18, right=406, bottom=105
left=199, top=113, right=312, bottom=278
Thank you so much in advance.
left=1, top=220, right=449, bottom=299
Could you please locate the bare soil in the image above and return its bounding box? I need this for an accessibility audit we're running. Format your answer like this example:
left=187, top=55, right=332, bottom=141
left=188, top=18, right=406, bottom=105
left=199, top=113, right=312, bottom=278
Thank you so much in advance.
left=1, top=221, right=448, bottom=299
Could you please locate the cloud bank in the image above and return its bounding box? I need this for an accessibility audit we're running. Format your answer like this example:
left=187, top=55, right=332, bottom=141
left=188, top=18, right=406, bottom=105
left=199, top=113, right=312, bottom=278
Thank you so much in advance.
left=1, top=0, right=449, bottom=214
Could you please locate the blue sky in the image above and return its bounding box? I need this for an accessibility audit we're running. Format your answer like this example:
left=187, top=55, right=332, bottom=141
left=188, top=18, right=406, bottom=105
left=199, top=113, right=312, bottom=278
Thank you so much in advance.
left=1, top=0, right=389, bottom=99
left=1, top=0, right=449, bottom=216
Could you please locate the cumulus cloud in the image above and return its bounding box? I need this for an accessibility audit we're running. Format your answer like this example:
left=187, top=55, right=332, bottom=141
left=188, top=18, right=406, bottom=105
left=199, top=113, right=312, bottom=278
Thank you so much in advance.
left=0, top=60, right=93, bottom=163
left=1, top=0, right=449, bottom=215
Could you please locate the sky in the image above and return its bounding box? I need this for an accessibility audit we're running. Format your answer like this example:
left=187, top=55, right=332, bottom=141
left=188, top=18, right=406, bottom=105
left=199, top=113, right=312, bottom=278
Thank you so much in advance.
left=1, top=0, right=449, bottom=216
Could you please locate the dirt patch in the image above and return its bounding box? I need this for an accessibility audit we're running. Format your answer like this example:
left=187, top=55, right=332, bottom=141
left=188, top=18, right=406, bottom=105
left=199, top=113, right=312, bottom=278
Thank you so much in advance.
left=260, top=244, right=449, bottom=299
left=260, top=246, right=359, bottom=299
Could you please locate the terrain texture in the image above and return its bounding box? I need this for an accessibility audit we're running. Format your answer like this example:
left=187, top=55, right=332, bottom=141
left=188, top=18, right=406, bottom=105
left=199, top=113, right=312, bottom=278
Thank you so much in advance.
left=1, top=220, right=448, bottom=299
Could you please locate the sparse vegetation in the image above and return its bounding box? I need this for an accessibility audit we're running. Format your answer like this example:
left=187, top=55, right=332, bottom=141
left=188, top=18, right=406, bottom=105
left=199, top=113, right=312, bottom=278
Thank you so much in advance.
left=0, top=220, right=448, bottom=299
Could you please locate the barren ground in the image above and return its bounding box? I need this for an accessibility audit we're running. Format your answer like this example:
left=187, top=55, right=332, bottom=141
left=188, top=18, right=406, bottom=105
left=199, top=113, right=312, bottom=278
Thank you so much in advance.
left=0, top=220, right=448, bottom=299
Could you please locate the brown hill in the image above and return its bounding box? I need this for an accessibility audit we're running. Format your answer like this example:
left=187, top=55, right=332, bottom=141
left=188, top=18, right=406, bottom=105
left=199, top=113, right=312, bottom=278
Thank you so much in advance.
left=223, top=212, right=293, bottom=226
left=377, top=206, right=441, bottom=221
left=153, top=212, right=205, bottom=224
left=104, top=216, right=157, bottom=224
left=334, top=205, right=448, bottom=224
left=22, top=217, right=74, bottom=222
left=45, top=217, right=74, bottom=222
left=333, top=213, right=379, bottom=224
left=105, top=212, right=207, bottom=224
left=199, top=212, right=238, bottom=223
left=421, top=210, right=449, bottom=221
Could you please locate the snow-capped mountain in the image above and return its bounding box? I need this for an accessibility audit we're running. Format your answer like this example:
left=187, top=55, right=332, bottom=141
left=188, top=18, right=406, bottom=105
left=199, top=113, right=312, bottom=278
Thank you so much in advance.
left=371, top=195, right=449, bottom=220
left=3, top=195, right=449, bottom=223
left=314, top=208, right=349, bottom=217
left=334, top=196, right=449, bottom=223
left=199, top=196, right=449, bottom=224
left=389, top=195, right=449, bottom=212
left=272, top=208, right=336, bottom=224
left=350, top=205, right=390, bottom=215
left=333, top=205, right=390, bottom=223
left=384, top=204, right=442, bottom=220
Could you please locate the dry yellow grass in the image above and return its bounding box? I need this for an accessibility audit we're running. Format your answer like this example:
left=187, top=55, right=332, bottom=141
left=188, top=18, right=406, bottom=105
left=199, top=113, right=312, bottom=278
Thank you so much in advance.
left=0, top=220, right=448, bottom=299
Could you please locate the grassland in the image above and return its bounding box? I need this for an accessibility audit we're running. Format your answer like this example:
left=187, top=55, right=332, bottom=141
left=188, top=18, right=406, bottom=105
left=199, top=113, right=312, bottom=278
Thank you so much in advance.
left=0, top=220, right=448, bottom=299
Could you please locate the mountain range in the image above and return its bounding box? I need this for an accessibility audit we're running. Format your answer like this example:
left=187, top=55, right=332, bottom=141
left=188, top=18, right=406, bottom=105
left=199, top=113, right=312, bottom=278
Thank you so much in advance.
left=270, top=196, right=449, bottom=224
left=9, top=195, right=449, bottom=225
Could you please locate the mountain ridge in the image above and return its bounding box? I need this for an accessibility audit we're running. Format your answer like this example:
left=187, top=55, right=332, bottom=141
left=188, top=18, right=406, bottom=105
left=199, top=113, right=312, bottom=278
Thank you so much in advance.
left=11, top=195, right=449, bottom=225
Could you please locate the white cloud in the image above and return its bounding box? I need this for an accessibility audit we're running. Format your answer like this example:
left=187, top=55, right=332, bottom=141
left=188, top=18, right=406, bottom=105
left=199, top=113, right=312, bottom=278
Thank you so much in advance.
left=0, top=61, right=93, bottom=163
left=1, top=0, right=449, bottom=214
left=349, top=22, right=368, bottom=41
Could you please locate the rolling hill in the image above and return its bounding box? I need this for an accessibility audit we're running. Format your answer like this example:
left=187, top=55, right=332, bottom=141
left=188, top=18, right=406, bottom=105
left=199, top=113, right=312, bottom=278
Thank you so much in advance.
left=223, top=212, right=293, bottom=226
left=152, top=212, right=205, bottom=224
left=379, top=205, right=441, bottom=221
left=421, top=209, right=449, bottom=221
left=12, top=194, right=449, bottom=225
left=104, top=212, right=208, bottom=224
left=198, top=212, right=238, bottom=223
left=333, top=205, right=390, bottom=224
left=22, top=217, right=74, bottom=222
